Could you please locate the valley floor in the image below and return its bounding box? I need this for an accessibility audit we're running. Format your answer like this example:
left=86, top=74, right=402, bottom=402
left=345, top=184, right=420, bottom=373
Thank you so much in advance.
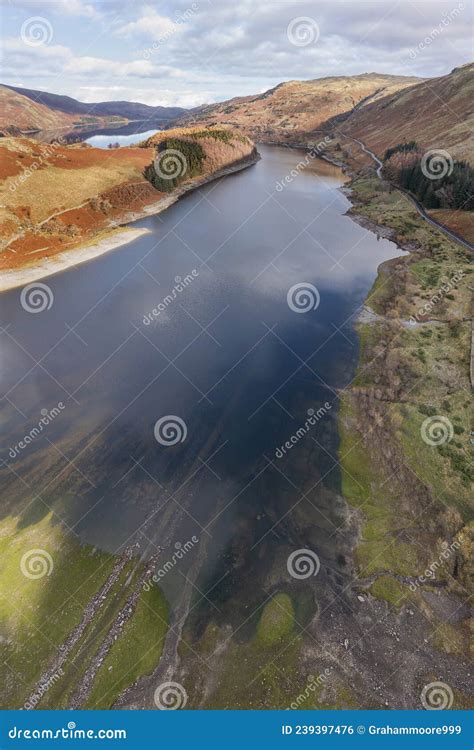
left=0, top=141, right=471, bottom=711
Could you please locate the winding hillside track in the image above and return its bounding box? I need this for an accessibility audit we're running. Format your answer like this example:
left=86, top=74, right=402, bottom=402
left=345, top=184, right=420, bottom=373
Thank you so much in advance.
left=341, top=131, right=474, bottom=394
left=339, top=131, right=474, bottom=252
left=345, top=135, right=383, bottom=177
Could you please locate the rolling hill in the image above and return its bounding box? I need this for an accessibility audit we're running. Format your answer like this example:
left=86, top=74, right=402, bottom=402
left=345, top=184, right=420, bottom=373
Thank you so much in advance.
left=3, top=84, right=186, bottom=122
left=0, top=127, right=257, bottom=279
left=341, top=62, right=474, bottom=162
left=0, top=85, right=77, bottom=133
left=177, top=73, right=422, bottom=142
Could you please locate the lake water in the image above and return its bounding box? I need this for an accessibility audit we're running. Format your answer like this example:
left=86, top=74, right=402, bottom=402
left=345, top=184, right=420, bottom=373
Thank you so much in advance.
left=84, top=128, right=159, bottom=148
left=0, top=145, right=403, bottom=641
left=32, top=121, right=163, bottom=145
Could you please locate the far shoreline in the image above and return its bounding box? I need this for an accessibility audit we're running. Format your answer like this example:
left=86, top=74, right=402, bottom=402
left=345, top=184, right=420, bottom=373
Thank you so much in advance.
left=0, top=153, right=260, bottom=293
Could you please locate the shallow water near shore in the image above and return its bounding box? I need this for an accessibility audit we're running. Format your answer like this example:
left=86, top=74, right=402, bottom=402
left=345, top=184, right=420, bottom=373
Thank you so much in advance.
left=0, top=145, right=404, bottom=666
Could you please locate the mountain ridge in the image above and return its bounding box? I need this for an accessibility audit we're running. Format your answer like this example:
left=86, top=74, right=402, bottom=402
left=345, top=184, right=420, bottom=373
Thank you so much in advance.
left=0, top=84, right=186, bottom=133
left=341, top=62, right=474, bottom=161
left=177, top=72, right=424, bottom=141
left=2, top=65, right=472, bottom=166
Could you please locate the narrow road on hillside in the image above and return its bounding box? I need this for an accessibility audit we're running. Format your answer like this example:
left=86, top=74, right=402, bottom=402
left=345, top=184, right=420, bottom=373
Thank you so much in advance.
left=340, top=132, right=474, bottom=252
left=346, top=135, right=384, bottom=177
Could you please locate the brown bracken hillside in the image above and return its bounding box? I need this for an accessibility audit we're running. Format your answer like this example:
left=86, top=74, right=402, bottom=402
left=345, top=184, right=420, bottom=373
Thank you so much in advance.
left=342, top=63, right=474, bottom=162
left=0, top=86, right=76, bottom=133
left=178, top=73, right=422, bottom=142
left=0, top=128, right=256, bottom=273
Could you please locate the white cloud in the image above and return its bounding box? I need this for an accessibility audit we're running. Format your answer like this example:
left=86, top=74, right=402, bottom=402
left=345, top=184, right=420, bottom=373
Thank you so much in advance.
left=115, top=7, right=180, bottom=39
left=1, top=0, right=471, bottom=108
left=65, top=56, right=155, bottom=77
left=56, top=0, right=98, bottom=16
left=3, top=38, right=71, bottom=59
left=3, top=38, right=157, bottom=78
left=7, top=0, right=100, bottom=18
left=77, top=84, right=212, bottom=108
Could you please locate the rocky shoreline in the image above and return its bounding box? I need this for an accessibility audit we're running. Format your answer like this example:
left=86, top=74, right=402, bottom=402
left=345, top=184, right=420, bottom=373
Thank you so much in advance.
left=68, top=550, right=161, bottom=709
left=337, top=167, right=472, bottom=697
left=25, top=544, right=139, bottom=709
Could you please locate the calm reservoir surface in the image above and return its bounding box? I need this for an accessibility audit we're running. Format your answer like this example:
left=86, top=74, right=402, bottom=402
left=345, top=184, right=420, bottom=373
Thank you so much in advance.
left=1, top=145, right=403, bottom=623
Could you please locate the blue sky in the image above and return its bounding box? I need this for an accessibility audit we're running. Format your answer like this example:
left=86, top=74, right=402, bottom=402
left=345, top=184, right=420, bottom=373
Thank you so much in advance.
left=1, top=0, right=472, bottom=107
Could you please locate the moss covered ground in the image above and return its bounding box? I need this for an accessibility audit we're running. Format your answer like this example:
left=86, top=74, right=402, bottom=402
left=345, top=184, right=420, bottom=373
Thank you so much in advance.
left=339, top=175, right=473, bottom=606
left=0, top=513, right=167, bottom=708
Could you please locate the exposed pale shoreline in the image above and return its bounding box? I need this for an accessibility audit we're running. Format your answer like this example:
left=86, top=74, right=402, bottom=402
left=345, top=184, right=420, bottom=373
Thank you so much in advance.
left=0, top=154, right=260, bottom=293
left=0, top=228, right=152, bottom=292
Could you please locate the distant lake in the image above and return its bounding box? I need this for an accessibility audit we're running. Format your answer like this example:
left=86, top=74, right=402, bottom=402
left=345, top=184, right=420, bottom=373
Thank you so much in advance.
left=30, top=121, right=162, bottom=145
left=85, top=128, right=158, bottom=148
